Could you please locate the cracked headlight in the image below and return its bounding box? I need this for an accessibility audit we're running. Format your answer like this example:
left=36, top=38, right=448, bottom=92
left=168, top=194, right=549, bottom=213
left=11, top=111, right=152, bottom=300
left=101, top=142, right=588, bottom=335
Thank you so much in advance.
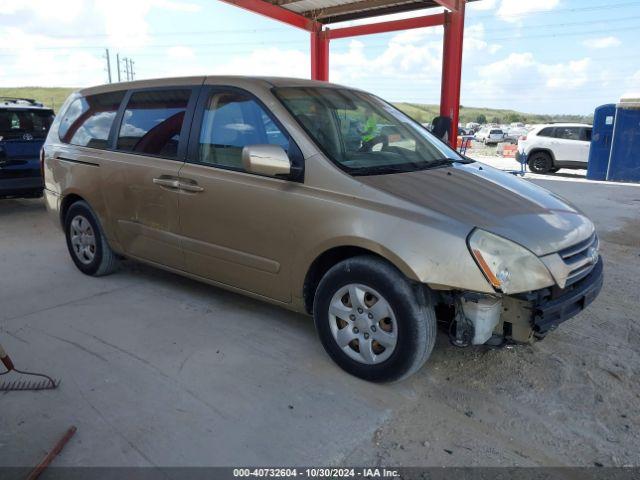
left=468, top=229, right=554, bottom=294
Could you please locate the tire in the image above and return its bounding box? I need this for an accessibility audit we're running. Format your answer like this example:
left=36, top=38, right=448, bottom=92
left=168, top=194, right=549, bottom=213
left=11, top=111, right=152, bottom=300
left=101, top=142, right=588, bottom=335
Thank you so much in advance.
left=64, top=200, right=119, bottom=276
left=528, top=152, right=553, bottom=174
left=313, top=255, right=436, bottom=383
left=549, top=167, right=560, bottom=173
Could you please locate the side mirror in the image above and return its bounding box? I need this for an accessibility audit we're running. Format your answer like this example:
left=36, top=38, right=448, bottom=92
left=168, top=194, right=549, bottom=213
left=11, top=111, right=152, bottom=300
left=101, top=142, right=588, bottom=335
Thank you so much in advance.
left=242, top=144, right=291, bottom=178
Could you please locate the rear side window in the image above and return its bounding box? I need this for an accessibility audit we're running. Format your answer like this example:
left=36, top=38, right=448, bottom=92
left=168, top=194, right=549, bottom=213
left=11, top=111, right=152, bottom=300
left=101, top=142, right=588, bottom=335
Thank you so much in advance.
left=197, top=90, right=289, bottom=171
left=537, top=127, right=555, bottom=137
left=555, top=127, right=582, bottom=141
left=0, top=109, right=54, bottom=140
left=117, top=89, right=191, bottom=159
left=58, top=91, right=125, bottom=149
left=581, top=128, right=592, bottom=141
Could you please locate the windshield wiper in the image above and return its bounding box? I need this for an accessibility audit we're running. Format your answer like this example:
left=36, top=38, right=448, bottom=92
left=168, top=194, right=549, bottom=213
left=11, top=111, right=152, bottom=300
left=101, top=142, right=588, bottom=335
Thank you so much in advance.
left=351, top=164, right=414, bottom=176
left=423, top=157, right=474, bottom=169
left=423, top=158, right=456, bottom=169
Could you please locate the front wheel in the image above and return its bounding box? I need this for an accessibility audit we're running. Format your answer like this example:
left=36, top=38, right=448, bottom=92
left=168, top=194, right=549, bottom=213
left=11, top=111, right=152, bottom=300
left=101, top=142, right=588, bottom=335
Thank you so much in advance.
left=313, top=256, right=436, bottom=382
left=528, top=152, right=553, bottom=174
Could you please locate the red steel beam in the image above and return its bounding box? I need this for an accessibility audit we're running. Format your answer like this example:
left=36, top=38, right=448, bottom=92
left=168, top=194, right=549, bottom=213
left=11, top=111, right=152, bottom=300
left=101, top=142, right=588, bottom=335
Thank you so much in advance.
left=440, top=5, right=466, bottom=146
left=218, top=0, right=318, bottom=31
left=311, top=30, right=330, bottom=81
left=327, top=12, right=446, bottom=40
left=433, top=0, right=462, bottom=12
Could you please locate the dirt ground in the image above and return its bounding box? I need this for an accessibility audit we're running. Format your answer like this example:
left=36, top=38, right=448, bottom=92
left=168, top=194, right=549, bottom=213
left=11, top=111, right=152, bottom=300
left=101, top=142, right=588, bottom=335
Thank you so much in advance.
left=345, top=162, right=640, bottom=467
left=1, top=162, right=639, bottom=468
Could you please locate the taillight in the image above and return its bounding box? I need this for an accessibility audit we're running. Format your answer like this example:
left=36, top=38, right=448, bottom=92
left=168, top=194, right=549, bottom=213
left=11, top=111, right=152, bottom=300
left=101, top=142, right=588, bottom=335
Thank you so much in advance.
left=40, top=147, right=45, bottom=178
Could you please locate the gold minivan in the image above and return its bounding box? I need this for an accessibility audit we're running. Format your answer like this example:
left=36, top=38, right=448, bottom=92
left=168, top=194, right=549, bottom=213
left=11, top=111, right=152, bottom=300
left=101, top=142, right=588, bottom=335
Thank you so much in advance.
left=42, top=76, right=603, bottom=382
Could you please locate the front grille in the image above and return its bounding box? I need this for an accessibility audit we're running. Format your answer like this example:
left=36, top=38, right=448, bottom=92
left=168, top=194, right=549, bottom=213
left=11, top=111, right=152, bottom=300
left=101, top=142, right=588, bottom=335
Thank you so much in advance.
left=559, top=233, right=599, bottom=286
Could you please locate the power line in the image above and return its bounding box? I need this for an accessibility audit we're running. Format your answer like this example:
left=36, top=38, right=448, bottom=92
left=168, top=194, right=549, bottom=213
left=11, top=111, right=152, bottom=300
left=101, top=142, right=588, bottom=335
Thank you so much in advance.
left=468, top=0, right=640, bottom=19
left=0, top=9, right=638, bottom=55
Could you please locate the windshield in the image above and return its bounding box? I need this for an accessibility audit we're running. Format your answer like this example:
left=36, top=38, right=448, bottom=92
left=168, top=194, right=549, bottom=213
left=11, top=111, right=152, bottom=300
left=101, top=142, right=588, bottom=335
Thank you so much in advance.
left=0, top=108, right=54, bottom=140
left=273, top=87, right=469, bottom=176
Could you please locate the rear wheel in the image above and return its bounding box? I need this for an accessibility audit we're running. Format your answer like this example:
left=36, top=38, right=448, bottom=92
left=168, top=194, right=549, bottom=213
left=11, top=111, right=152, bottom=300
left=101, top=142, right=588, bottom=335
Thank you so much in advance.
left=528, top=152, right=553, bottom=174
left=313, top=256, right=436, bottom=382
left=64, top=201, right=118, bottom=276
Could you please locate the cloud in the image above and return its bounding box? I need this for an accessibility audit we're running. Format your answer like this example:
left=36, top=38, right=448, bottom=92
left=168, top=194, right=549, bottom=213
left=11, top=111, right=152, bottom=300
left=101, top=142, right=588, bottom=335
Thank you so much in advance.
left=0, top=0, right=85, bottom=23
left=208, top=48, right=309, bottom=78
left=622, top=70, right=640, bottom=97
left=469, top=0, right=497, bottom=11
left=151, top=0, right=201, bottom=12
left=497, top=0, right=560, bottom=22
left=0, top=0, right=203, bottom=87
left=542, top=58, right=591, bottom=89
left=462, top=52, right=597, bottom=113
left=582, top=36, right=621, bottom=49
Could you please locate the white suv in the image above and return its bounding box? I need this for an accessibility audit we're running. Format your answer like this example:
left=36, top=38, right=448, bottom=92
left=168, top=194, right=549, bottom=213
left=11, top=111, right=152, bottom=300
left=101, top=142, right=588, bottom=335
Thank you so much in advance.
left=517, top=123, right=592, bottom=174
left=475, top=127, right=505, bottom=145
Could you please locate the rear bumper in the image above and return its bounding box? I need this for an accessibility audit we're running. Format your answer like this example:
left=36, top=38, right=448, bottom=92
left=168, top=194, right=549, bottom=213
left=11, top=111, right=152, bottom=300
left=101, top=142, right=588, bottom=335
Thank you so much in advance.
left=0, top=176, right=43, bottom=197
left=43, top=188, right=62, bottom=230
left=519, top=258, right=604, bottom=334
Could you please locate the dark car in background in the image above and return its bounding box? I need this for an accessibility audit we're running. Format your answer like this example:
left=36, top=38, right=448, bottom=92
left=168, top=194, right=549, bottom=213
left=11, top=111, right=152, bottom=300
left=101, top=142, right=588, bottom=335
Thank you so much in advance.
left=0, top=98, right=54, bottom=198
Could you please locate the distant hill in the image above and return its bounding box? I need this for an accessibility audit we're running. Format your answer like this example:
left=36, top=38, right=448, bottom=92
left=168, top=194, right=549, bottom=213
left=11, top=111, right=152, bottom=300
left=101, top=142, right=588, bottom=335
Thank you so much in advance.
left=0, top=87, right=593, bottom=125
left=0, top=87, right=76, bottom=112
left=394, top=102, right=593, bottom=126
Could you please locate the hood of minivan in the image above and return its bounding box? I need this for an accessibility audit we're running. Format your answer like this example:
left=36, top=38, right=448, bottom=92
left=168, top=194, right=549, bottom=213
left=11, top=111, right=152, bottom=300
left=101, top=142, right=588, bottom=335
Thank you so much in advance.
left=358, top=162, right=594, bottom=256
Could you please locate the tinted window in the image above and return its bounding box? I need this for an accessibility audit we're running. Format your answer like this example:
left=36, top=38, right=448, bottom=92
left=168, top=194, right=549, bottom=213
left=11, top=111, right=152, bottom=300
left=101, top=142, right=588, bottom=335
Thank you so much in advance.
left=490, top=129, right=503, bottom=134
left=59, top=92, right=124, bottom=149
left=538, top=127, right=555, bottom=137
left=581, top=128, right=592, bottom=142
left=556, top=126, right=582, bottom=141
left=0, top=109, right=54, bottom=140
left=117, top=89, right=191, bottom=159
left=198, top=90, right=289, bottom=170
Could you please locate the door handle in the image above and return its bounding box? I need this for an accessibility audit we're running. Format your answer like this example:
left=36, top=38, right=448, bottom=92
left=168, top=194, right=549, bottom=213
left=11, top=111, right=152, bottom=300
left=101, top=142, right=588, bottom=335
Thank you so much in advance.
left=178, top=182, right=204, bottom=193
left=153, top=177, right=180, bottom=189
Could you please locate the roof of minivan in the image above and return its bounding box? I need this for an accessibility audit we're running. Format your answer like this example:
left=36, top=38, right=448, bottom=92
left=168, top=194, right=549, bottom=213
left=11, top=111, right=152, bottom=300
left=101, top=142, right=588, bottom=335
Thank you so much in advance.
left=78, top=76, right=355, bottom=96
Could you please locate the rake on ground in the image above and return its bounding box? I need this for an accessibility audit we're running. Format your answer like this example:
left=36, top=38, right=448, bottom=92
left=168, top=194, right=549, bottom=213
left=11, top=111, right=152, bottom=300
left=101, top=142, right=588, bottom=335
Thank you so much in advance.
left=0, top=342, right=58, bottom=391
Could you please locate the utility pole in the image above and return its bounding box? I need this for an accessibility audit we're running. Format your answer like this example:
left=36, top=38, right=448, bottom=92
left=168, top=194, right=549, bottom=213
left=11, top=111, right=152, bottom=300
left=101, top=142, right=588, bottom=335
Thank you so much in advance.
left=123, top=57, right=130, bottom=81
left=129, top=59, right=135, bottom=80
left=116, top=53, right=121, bottom=82
left=104, top=48, right=112, bottom=83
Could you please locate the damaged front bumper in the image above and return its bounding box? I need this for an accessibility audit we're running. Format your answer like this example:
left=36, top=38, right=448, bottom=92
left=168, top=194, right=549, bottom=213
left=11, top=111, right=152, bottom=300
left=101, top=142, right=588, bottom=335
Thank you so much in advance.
left=446, top=257, right=604, bottom=345
left=516, top=257, right=604, bottom=336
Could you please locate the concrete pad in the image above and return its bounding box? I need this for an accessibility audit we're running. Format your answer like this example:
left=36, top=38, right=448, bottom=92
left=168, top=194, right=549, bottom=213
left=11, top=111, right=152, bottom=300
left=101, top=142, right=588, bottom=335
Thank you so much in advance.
left=1, top=199, right=411, bottom=467
left=1, top=171, right=639, bottom=467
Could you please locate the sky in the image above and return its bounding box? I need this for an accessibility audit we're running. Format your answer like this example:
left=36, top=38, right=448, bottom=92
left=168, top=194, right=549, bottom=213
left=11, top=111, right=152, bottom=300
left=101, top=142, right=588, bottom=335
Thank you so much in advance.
left=0, top=0, right=638, bottom=115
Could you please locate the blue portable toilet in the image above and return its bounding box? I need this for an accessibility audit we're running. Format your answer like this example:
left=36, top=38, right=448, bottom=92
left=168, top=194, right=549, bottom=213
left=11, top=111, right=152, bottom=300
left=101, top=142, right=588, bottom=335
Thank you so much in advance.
left=588, top=98, right=640, bottom=182
left=607, top=97, right=640, bottom=182
left=587, top=104, right=616, bottom=180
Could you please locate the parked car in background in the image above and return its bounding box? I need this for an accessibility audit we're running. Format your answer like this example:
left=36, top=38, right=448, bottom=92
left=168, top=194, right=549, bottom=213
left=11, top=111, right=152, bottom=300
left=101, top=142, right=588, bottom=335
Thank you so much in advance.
left=504, top=126, right=529, bottom=144
left=475, top=126, right=505, bottom=145
left=517, top=123, right=592, bottom=174
left=42, top=77, right=603, bottom=382
left=0, top=98, right=54, bottom=198
left=465, top=122, right=480, bottom=133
